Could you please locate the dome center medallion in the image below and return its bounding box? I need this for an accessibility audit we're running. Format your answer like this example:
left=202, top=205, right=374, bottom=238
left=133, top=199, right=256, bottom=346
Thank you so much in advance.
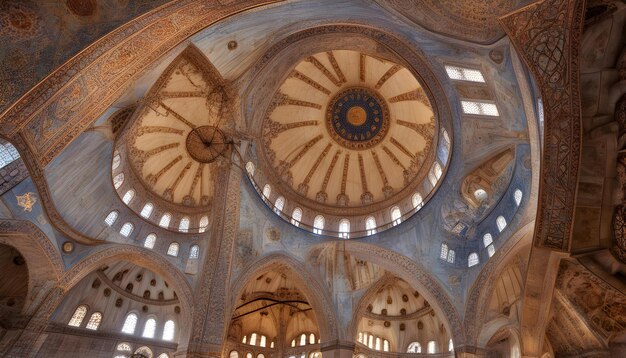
left=326, top=87, right=389, bottom=150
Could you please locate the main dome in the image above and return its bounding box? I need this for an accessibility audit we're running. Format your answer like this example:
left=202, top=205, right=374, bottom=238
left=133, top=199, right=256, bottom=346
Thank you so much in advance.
left=260, top=50, right=436, bottom=210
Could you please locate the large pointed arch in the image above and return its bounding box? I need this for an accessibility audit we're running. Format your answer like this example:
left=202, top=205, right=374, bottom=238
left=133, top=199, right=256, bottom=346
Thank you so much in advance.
left=228, top=252, right=339, bottom=344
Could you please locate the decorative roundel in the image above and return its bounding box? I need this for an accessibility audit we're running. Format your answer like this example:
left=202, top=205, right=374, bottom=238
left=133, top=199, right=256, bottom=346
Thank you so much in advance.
left=185, top=126, right=228, bottom=163
left=326, top=87, right=389, bottom=150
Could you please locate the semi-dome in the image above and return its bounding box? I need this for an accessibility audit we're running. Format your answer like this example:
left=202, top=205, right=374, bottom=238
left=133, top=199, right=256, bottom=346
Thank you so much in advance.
left=255, top=50, right=442, bottom=231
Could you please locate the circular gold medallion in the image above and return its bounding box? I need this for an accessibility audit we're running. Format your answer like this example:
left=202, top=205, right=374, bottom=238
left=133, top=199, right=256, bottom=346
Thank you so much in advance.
left=347, top=106, right=367, bottom=126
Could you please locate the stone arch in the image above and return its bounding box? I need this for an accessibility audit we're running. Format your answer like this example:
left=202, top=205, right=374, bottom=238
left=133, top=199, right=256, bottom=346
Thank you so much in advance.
left=228, top=252, right=339, bottom=344
left=336, top=241, right=464, bottom=348
left=0, top=219, right=64, bottom=314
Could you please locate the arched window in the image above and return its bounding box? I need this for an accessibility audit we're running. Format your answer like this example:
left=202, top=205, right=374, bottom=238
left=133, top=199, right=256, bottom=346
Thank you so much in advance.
left=246, top=161, right=255, bottom=176
left=113, top=173, right=125, bottom=189
left=260, top=335, right=267, bottom=347
left=116, top=342, right=132, bottom=352
left=468, top=253, right=479, bottom=267
left=159, top=213, right=171, bottom=228
left=313, top=215, right=325, bottom=235
left=178, top=217, right=190, bottom=233
left=429, top=161, right=443, bottom=186
left=112, top=152, right=121, bottom=170
left=447, top=249, right=456, bottom=263
left=487, top=244, right=496, bottom=257
left=442, top=128, right=451, bottom=147
left=105, top=211, right=119, bottom=226
left=250, top=333, right=257, bottom=346
left=122, top=189, right=135, bottom=205
left=144, top=234, right=156, bottom=249
left=412, top=193, right=423, bottom=210
left=440, top=243, right=449, bottom=260
left=262, top=184, right=271, bottom=199
left=497, top=216, right=507, bottom=232
left=514, top=189, right=523, bottom=206
left=483, top=233, right=493, bottom=247
left=390, top=206, right=402, bottom=226
left=383, top=339, right=389, bottom=352
left=338, top=219, right=350, bottom=239
left=85, top=312, right=102, bottom=330
left=142, top=318, right=156, bottom=338
left=270, top=341, right=275, bottom=348
left=291, top=207, right=302, bottom=226
left=158, top=354, right=170, bottom=358
left=407, top=342, right=422, bottom=353
left=274, top=196, right=285, bottom=214
left=121, top=313, right=138, bottom=334
left=300, top=333, right=307, bottom=346
left=167, top=243, right=179, bottom=257
left=242, top=336, right=247, bottom=344
left=230, top=351, right=239, bottom=358
left=358, top=332, right=363, bottom=343
left=368, top=334, right=373, bottom=349
left=474, top=188, right=488, bottom=202
left=449, top=339, right=454, bottom=352
left=246, top=353, right=253, bottom=358
left=120, top=223, right=133, bottom=237
left=366, top=216, right=377, bottom=235
left=140, top=203, right=154, bottom=218
left=0, top=143, right=20, bottom=169
left=135, top=347, right=153, bottom=358
left=434, top=162, right=442, bottom=180
left=68, top=305, right=88, bottom=327
left=162, top=320, right=175, bottom=341
left=427, top=341, right=436, bottom=354
left=189, top=245, right=199, bottom=259
left=375, top=337, right=381, bottom=351
left=291, top=339, right=296, bottom=347
left=258, top=355, right=265, bottom=358
left=198, top=216, right=209, bottom=233
left=309, top=333, right=315, bottom=344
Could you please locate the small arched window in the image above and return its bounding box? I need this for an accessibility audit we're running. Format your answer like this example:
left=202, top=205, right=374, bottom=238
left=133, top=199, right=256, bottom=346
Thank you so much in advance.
left=0, top=143, right=20, bottom=169
left=162, top=320, right=175, bottom=341
left=514, top=189, right=523, bottom=206
left=313, top=215, right=325, bottom=235
left=449, top=339, right=454, bottom=352
left=368, top=334, right=374, bottom=349
left=85, top=312, right=102, bottom=330
left=366, top=216, right=377, bottom=235
left=178, top=217, right=190, bottom=233
left=300, top=333, right=307, bottom=346
left=383, top=339, right=389, bottom=352
left=274, top=196, right=285, bottom=214
left=198, top=216, right=209, bottom=233
left=483, top=233, right=493, bottom=247
left=189, top=245, right=199, bottom=259
left=246, top=161, right=255, bottom=176
left=309, top=333, right=315, bottom=345
left=412, top=193, right=423, bottom=210
left=135, top=347, right=153, bottom=358
left=140, top=203, right=154, bottom=218
left=105, top=211, right=119, bottom=226
left=230, top=351, right=240, bottom=358
left=113, top=173, right=125, bottom=189
left=250, top=333, right=258, bottom=345
left=120, top=223, right=134, bottom=237
left=116, top=342, right=132, bottom=352
left=262, top=184, right=271, bottom=199
left=260, top=335, right=267, bottom=347
left=442, top=128, right=451, bottom=148
left=440, top=243, right=449, bottom=260
left=258, top=355, right=265, bottom=358
left=159, top=213, right=171, bottom=228
left=158, top=354, right=170, bottom=358
left=142, top=318, right=156, bottom=338
left=497, top=216, right=507, bottom=232
left=112, top=152, right=121, bottom=170
left=447, top=249, right=456, bottom=263
left=390, top=206, right=402, bottom=226
left=487, top=244, right=496, bottom=257
left=338, top=219, right=350, bottom=239
left=242, top=336, right=247, bottom=344
left=468, top=253, right=479, bottom=267
left=407, top=342, right=422, bottom=353
left=121, top=313, right=138, bottom=334
left=167, top=243, right=179, bottom=257
left=427, top=340, right=436, bottom=354
left=474, top=188, right=488, bottom=202
left=246, top=354, right=253, bottom=358
left=291, top=207, right=302, bottom=226
left=144, top=234, right=156, bottom=249
left=122, top=189, right=135, bottom=205
left=375, top=337, right=381, bottom=351
left=68, top=305, right=88, bottom=327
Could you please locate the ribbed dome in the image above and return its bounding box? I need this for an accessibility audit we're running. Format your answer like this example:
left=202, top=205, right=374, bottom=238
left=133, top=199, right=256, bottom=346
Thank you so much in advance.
left=260, top=50, right=436, bottom=210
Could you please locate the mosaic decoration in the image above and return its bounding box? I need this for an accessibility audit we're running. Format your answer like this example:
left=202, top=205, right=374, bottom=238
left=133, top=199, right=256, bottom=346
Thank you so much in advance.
left=15, top=192, right=37, bottom=212
left=326, top=87, right=389, bottom=150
